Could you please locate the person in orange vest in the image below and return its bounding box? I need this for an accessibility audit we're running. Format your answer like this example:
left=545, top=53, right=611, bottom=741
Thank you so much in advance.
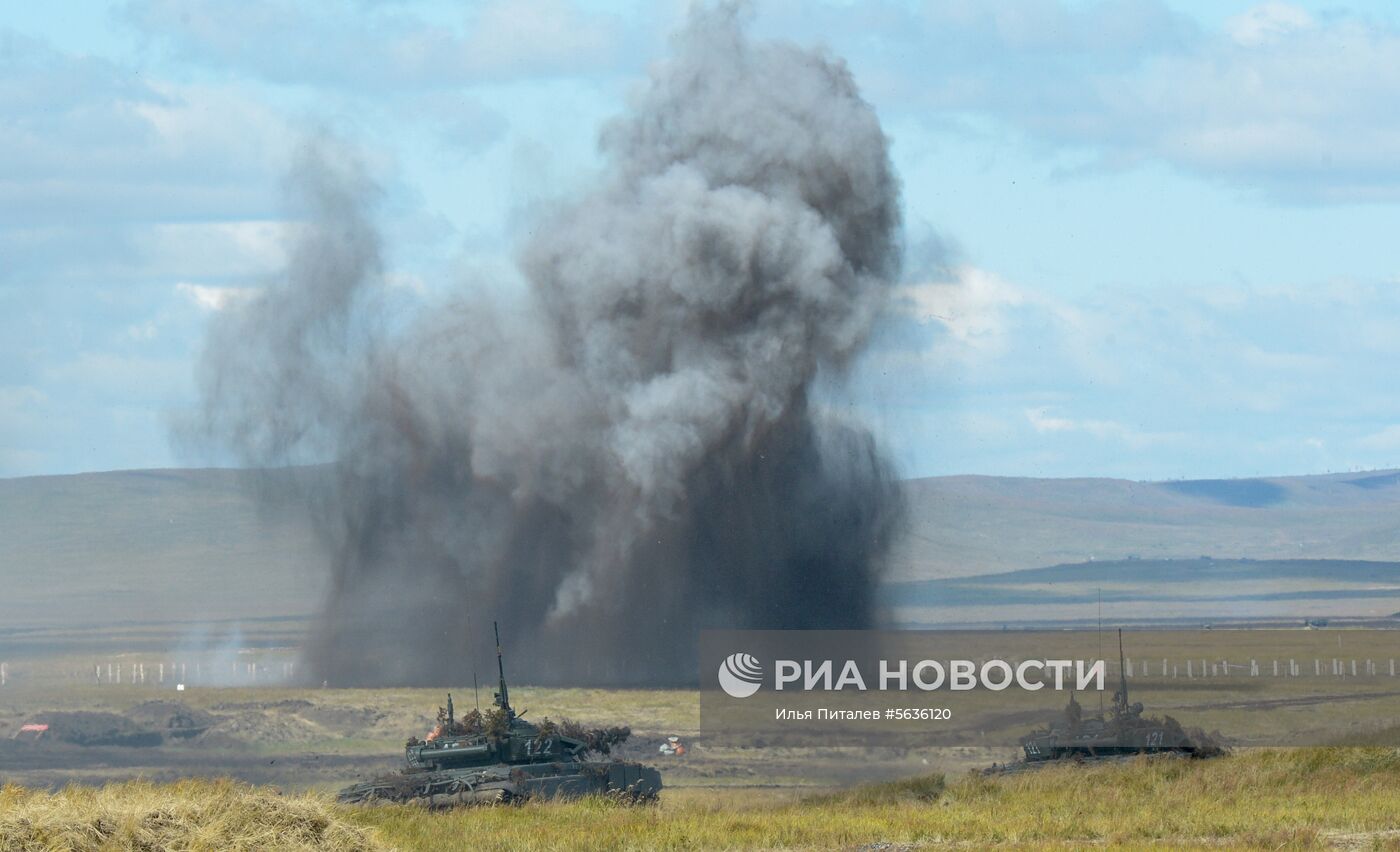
left=659, top=735, right=686, bottom=755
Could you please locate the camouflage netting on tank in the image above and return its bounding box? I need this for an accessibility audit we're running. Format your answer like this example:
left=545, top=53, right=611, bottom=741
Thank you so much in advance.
left=408, top=709, right=631, bottom=758
left=537, top=718, right=632, bottom=757
left=1157, top=715, right=1229, bottom=757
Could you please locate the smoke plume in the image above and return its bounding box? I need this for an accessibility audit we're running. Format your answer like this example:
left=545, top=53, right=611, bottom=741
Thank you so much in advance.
left=189, top=5, right=905, bottom=685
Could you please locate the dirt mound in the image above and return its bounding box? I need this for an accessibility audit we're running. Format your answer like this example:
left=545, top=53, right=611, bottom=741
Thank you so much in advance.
left=195, top=700, right=386, bottom=743
left=213, top=699, right=315, bottom=712
left=0, top=779, right=383, bottom=851
left=28, top=712, right=162, bottom=748
left=125, top=700, right=218, bottom=739
left=296, top=704, right=384, bottom=732
left=204, top=708, right=325, bottom=744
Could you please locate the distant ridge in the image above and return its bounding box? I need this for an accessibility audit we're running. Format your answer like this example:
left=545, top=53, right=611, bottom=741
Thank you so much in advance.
left=886, top=557, right=1400, bottom=627
left=889, top=468, right=1400, bottom=581
left=0, top=468, right=322, bottom=631
left=4, top=467, right=1400, bottom=632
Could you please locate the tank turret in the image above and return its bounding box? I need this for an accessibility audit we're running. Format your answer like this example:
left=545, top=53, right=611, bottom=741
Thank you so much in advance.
left=1019, top=629, right=1217, bottom=763
left=338, top=622, right=662, bottom=806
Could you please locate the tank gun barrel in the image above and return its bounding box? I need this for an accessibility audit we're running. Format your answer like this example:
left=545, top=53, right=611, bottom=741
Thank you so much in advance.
left=349, top=621, right=663, bottom=806
left=493, top=621, right=511, bottom=714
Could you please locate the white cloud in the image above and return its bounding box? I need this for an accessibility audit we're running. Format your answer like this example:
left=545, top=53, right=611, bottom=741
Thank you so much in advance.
left=848, top=267, right=1400, bottom=477
left=1226, top=3, right=1314, bottom=47
left=1024, top=407, right=1076, bottom=434
left=0, top=34, right=289, bottom=229
left=175, top=282, right=256, bottom=311
left=40, top=353, right=189, bottom=401
left=0, top=32, right=306, bottom=477
left=1024, top=407, right=1181, bottom=448
left=776, top=0, right=1400, bottom=201
left=0, top=385, right=47, bottom=417
left=1359, top=425, right=1400, bottom=451
left=125, top=320, right=159, bottom=341
left=120, top=0, right=629, bottom=89
left=461, top=0, right=623, bottom=79
left=142, top=221, right=289, bottom=279
left=888, top=262, right=1107, bottom=384
left=896, top=265, right=1025, bottom=358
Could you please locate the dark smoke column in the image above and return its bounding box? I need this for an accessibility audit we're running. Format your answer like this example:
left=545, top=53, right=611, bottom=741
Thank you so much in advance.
left=188, top=5, right=905, bottom=686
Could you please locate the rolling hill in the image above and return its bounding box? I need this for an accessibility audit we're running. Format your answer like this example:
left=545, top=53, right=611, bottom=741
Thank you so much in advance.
left=890, top=470, right=1400, bottom=581
left=885, top=557, right=1400, bottom=627
left=4, top=467, right=1400, bottom=636
left=0, top=468, right=322, bottom=632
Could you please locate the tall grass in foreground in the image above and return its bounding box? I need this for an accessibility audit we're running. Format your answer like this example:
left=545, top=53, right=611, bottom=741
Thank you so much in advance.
left=351, top=749, right=1400, bottom=850
left=6, top=750, right=1400, bottom=850
left=0, top=779, right=381, bottom=851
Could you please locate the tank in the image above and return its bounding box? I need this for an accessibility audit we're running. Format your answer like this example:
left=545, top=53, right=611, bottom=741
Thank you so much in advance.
left=1019, top=629, right=1217, bottom=762
left=337, top=623, right=662, bottom=807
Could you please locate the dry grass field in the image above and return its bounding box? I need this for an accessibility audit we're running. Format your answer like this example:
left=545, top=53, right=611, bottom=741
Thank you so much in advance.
left=350, top=749, right=1400, bottom=850
left=7, top=467, right=1400, bottom=847
left=7, top=749, right=1400, bottom=850
left=4, top=631, right=1400, bottom=848
left=4, top=627, right=1400, bottom=793
left=0, top=779, right=380, bottom=851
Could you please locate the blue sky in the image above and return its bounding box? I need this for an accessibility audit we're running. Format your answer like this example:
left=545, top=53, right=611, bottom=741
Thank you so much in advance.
left=4, top=0, right=1400, bottom=481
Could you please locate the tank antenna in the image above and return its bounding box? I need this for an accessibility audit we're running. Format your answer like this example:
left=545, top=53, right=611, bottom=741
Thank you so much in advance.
left=494, top=621, right=511, bottom=714
left=466, top=611, right=478, bottom=711
left=1116, top=627, right=1129, bottom=714
left=1097, top=587, right=1104, bottom=718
